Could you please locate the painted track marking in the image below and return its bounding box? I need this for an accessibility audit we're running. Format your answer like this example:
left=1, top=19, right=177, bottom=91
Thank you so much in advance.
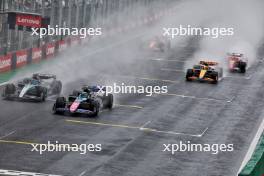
left=157, top=93, right=234, bottom=103
left=140, top=121, right=151, bottom=130
left=0, top=139, right=39, bottom=145
left=150, top=58, right=186, bottom=62
left=78, top=170, right=87, bottom=176
left=124, top=75, right=179, bottom=83
left=100, top=73, right=179, bottom=84
left=0, top=169, right=61, bottom=176
left=0, top=131, right=15, bottom=139
left=161, top=68, right=185, bottom=72
left=66, top=119, right=205, bottom=138
left=115, top=104, right=143, bottom=109
left=224, top=75, right=252, bottom=80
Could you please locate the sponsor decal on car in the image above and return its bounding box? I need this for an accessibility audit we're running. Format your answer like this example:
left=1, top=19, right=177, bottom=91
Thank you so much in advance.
left=70, top=101, right=80, bottom=113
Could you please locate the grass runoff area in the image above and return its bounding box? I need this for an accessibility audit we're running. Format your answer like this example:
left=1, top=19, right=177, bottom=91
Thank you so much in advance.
left=239, top=132, right=264, bottom=176
left=0, top=59, right=56, bottom=84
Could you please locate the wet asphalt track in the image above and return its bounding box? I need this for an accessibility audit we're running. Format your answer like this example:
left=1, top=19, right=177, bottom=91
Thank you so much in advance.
left=0, top=31, right=264, bottom=176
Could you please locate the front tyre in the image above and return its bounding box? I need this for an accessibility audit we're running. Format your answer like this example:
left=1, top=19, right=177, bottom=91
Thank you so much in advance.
left=90, top=100, right=100, bottom=117
left=186, top=69, right=193, bottom=81
left=53, top=97, right=66, bottom=114
left=212, top=72, right=219, bottom=84
left=107, top=94, right=114, bottom=109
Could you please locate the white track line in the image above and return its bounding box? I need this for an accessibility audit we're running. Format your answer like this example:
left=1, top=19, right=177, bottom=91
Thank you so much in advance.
left=139, top=127, right=202, bottom=137
left=140, top=121, right=151, bottom=130
left=160, top=68, right=185, bottom=72
left=158, top=93, right=233, bottom=103
left=199, top=127, right=209, bottom=137
left=238, top=117, right=264, bottom=173
left=150, top=58, right=186, bottom=62
left=0, top=131, right=15, bottom=139
left=0, top=169, right=62, bottom=176
left=78, top=170, right=87, bottom=176
left=224, top=75, right=252, bottom=80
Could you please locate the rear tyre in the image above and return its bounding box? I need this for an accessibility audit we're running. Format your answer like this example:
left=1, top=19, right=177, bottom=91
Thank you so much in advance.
left=186, top=69, right=193, bottom=81
left=40, top=92, right=46, bottom=102
left=240, top=64, right=246, bottom=73
left=107, top=94, right=114, bottom=109
left=53, top=97, right=66, bottom=114
left=2, top=84, right=16, bottom=97
left=52, top=81, right=62, bottom=95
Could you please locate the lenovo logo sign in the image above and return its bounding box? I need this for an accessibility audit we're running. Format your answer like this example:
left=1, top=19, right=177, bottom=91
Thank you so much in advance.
left=16, top=14, right=41, bottom=28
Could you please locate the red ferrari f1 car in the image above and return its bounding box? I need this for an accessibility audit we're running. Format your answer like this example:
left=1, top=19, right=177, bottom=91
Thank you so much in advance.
left=227, top=53, right=247, bottom=73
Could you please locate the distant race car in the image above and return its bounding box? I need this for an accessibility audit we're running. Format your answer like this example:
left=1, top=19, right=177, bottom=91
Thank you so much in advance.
left=53, top=85, right=113, bottom=117
left=186, top=61, right=223, bottom=84
left=140, top=36, right=171, bottom=52
left=227, top=53, right=247, bottom=73
left=2, top=73, right=62, bottom=102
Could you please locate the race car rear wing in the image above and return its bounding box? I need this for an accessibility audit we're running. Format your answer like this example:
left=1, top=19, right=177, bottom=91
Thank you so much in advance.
left=227, top=52, right=243, bottom=57
left=199, top=61, right=218, bottom=66
left=33, top=73, right=56, bottom=80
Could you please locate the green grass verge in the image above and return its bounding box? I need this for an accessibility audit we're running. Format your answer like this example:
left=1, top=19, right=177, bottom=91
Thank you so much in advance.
left=0, top=58, right=56, bottom=84
left=239, top=132, right=264, bottom=176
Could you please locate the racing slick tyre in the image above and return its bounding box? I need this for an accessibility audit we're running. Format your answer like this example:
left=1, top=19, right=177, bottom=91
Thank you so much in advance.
left=38, top=87, right=47, bottom=102
left=90, top=100, right=100, bottom=117
left=40, top=92, right=46, bottom=102
left=107, top=94, right=114, bottom=109
left=212, top=72, right=219, bottom=84
left=240, top=63, right=246, bottom=73
left=53, top=97, right=66, bottom=114
left=51, top=81, right=62, bottom=95
left=186, top=69, right=193, bottom=81
left=219, top=68, right=224, bottom=77
left=2, top=84, right=16, bottom=97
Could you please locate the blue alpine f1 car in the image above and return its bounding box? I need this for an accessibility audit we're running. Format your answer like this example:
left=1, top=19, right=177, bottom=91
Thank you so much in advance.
left=53, top=86, right=113, bottom=117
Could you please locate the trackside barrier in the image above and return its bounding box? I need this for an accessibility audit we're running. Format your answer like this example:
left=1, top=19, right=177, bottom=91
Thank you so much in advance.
left=31, top=47, right=42, bottom=63
left=15, top=49, right=28, bottom=68
left=239, top=133, right=264, bottom=176
left=70, top=37, right=81, bottom=47
left=57, top=40, right=67, bottom=53
left=0, top=53, right=12, bottom=72
left=0, top=6, right=177, bottom=73
left=45, top=43, right=55, bottom=59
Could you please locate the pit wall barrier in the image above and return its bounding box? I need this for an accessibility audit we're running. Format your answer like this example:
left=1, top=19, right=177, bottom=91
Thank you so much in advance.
left=239, top=133, right=264, bottom=176
left=0, top=7, right=176, bottom=74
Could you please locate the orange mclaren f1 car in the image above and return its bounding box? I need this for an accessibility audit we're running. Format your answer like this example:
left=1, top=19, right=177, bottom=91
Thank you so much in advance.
left=186, top=61, right=223, bottom=84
